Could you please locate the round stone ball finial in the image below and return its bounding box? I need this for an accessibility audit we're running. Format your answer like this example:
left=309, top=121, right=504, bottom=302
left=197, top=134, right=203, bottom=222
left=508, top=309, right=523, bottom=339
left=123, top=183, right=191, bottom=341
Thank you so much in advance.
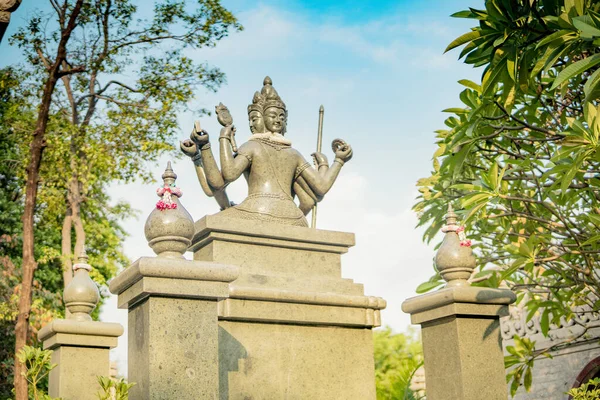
left=434, top=203, right=476, bottom=288
left=144, top=162, right=194, bottom=258
left=63, top=249, right=100, bottom=321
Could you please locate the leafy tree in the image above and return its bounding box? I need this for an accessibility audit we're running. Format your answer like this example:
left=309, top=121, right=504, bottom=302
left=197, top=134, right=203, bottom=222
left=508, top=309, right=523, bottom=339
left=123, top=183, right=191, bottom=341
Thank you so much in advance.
left=568, top=377, right=600, bottom=399
left=0, top=67, right=63, bottom=398
left=373, top=327, right=424, bottom=400
left=415, top=0, right=600, bottom=395
left=5, top=1, right=242, bottom=397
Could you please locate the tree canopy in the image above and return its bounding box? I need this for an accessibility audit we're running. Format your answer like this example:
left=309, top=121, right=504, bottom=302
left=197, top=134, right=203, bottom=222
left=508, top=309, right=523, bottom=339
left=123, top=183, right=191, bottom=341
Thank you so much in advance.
left=2, top=1, right=242, bottom=397
left=415, top=0, right=600, bottom=395
left=374, top=327, right=424, bottom=400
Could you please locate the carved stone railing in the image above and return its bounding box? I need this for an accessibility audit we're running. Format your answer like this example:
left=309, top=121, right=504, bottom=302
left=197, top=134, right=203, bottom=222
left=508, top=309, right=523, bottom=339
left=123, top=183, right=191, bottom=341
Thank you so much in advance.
left=501, top=304, right=600, bottom=344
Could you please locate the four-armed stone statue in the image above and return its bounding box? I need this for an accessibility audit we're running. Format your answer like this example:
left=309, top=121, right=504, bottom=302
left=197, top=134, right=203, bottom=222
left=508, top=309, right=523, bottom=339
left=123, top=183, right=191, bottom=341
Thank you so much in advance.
left=174, top=75, right=384, bottom=399
left=181, top=76, right=352, bottom=226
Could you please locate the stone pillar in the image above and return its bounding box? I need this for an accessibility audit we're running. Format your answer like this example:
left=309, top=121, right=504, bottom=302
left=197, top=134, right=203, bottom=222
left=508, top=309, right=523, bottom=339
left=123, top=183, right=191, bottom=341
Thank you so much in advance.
left=402, top=205, right=516, bottom=400
left=38, top=251, right=123, bottom=400
left=191, top=214, right=386, bottom=399
left=109, top=163, right=239, bottom=400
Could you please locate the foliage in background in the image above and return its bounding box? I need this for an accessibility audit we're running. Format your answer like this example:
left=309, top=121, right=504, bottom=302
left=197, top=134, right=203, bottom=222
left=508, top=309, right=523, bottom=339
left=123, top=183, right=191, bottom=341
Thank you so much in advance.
left=15, top=345, right=135, bottom=400
left=3, top=0, right=242, bottom=396
left=414, top=0, right=600, bottom=395
left=0, top=68, right=63, bottom=398
left=96, top=376, right=134, bottom=400
left=373, top=327, right=424, bottom=400
left=8, top=0, right=242, bottom=290
left=567, top=377, right=600, bottom=399
left=15, top=346, right=59, bottom=400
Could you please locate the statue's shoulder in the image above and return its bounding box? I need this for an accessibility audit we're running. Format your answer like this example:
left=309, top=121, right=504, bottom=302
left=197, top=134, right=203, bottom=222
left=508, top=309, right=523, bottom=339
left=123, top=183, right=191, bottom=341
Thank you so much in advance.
left=287, top=147, right=307, bottom=163
left=237, top=140, right=261, bottom=154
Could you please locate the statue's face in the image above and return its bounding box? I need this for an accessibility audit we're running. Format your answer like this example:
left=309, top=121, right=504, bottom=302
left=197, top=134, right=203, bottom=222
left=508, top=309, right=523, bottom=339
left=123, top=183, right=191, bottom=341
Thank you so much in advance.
left=264, top=107, right=286, bottom=134
left=249, top=110, right=265, bottom=134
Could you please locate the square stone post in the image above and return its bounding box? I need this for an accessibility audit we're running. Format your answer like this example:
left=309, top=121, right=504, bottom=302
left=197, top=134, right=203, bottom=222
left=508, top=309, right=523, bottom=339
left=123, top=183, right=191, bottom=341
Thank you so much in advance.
left=37, top=251, right=123, bottom=400
left=109, top=257, right=239, bottom=400
left=402, top=205, right=516, bottom=400
left=191, top=215, right=385, bottom=399
left=402, top=286, right=515, bottom=400
left=38, top=320, right=123, bottom=399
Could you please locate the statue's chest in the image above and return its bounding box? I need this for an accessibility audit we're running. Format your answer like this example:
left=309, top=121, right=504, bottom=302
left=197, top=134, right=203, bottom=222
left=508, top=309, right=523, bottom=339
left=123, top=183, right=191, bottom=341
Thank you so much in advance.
left=252, top=146, right=296, bottom=180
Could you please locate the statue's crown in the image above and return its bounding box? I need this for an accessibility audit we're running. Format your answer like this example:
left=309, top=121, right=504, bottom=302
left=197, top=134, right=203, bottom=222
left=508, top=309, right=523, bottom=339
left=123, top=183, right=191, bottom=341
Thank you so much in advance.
left=260, top=76, right=286, bottom=111
left=248, top=91, right=264, bottom=114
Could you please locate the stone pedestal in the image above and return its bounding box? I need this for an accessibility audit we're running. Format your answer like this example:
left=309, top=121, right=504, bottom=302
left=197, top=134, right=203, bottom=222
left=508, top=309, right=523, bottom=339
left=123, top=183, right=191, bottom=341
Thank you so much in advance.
left=109, top=256, right=239, bottom=400
left=191, top=215, right=385, bottom=399
left=402, top=286, right=516, bottom=400
left=38, top=319, right=123, bottom=400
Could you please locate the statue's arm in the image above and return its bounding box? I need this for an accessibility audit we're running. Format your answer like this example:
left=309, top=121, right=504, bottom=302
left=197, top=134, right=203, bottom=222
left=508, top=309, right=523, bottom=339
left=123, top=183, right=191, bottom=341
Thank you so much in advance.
left=181, top=140, right=215, bottom=196
left=294, top=178, right=319, bottom=216
left=220, top=126, right=251, bottom=183
left=298, top=143, right=352, bottom=197
left=312, top=151, right=330, bottom=175
left=192, top=134, right=226, bottom=191
left=180, top=139, right=232, bottom=210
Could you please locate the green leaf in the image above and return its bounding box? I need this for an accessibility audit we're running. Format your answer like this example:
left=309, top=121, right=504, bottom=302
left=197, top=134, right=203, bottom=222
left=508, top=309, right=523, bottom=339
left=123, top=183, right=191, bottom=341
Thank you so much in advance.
left=560, top=163, right=578, bottom=193
left=584, top=67, right=600, bottom=102
left=416, top=280, right=443, bottom=293
left=442, top=107, right=469, bottom=114
left=536, top=29, right=575, bottom=49
left=550, top=53, right=600, bottom=90
left=445, top=30, right=483, bottom=53
left=451, top=10, right=478, bottom=19
left=488, top=161, right=499, bottom=189
left=482, top=58, right=507, bottom=95
left=572, top=16, right=600, bottom=37
left=461, top=192, right=492, bottom=208
left=540, top=309, right=550, bottom=336
left=506, top=49, right=517, bottom=81
left=524, top=367, right=533, bottom=391
left=452, top=142, right=475, bottom=180
left=457, top=79, right=482, bottom=93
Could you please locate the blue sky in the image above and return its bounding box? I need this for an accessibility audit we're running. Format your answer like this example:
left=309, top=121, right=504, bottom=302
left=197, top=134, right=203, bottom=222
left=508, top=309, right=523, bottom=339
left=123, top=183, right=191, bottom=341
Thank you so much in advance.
left=2, top=0, right=484, bottom=375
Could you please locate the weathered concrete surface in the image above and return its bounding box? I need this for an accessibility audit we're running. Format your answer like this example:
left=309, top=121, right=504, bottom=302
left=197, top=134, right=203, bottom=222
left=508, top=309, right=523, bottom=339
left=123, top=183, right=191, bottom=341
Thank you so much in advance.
left=219, top=322, right=375, bottom=400
left=128, top=297, right=219, bottom=399
left=39, top=320, right=122, bottom=400
left=193, top=215, right=384, bottom=399
left=110, top=257, right=239, bottom=400
left=403, top=286, right=514, bottom=400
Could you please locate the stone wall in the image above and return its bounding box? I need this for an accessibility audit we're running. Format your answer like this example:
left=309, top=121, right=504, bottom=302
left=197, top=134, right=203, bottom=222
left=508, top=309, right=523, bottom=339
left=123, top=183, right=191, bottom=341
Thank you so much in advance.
left=501, top=305, right=600, bottom=399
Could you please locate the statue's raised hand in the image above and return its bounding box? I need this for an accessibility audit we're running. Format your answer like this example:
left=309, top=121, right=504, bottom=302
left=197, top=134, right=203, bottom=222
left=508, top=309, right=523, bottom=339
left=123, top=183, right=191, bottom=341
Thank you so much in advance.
left=219, top=125, right=236, bottom=140
left=311, top=151, right=329, bottom=168
left=191, top=128, right=210, bottom=149
left=180, top=139, right=198, bottom=158
left=332, top=139, right=353, bottom=163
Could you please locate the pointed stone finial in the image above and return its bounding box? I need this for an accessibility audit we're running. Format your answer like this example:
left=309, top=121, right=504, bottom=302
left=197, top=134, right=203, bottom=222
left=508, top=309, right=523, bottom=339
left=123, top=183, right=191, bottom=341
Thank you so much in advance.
left=162, top=161, right=177, bottom=184
left=63, top=249, right=100, bottom=321
left=319, top=104, right=324, bottom=112
left=145, top=162, right=194, bottom=258
left=263, top=76, right=272, bottom=86
left=434, top=203, right=476, bottom=287
left=446, top=203, right=457, bottom=226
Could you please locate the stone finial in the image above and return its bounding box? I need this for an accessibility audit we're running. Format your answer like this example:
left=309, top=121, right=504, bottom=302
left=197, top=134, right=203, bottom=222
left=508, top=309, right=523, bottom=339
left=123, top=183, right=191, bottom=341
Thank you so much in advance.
left=434, top=203, right=476, bottom=287
left=162, top=161, right=177, bottom=183
left=63, top=249, right=100, bottom=321
left=144, top=162, right=194, bottom=258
